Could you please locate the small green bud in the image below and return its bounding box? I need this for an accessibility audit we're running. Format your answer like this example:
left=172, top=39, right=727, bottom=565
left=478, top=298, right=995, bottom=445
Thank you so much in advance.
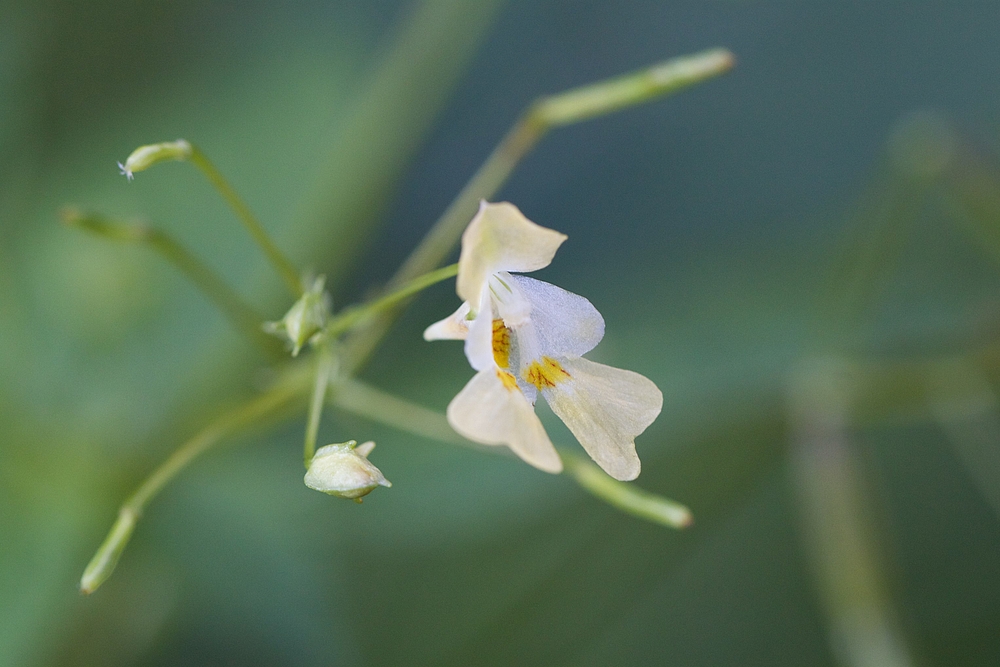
left=80, top=508, right=138, bottom=594
left=263, top=276, right=330, bottom=356
left=118, top=139, right=193, bottom=181
left=304, top=440, right=391, bottom=502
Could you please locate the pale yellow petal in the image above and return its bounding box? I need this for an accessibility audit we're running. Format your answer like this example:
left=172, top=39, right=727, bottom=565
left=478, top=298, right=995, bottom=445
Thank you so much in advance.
left=456, top=201, right=567, bottom=304
left=423, top=301, right=472, bottom=341
left=447, top=368, right=562, bottom=473
left=543, top=357, right=662, bottom=481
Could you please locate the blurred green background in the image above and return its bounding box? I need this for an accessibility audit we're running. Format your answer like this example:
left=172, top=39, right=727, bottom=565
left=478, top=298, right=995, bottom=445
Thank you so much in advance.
left=3, top=1, right=1000, bottom=665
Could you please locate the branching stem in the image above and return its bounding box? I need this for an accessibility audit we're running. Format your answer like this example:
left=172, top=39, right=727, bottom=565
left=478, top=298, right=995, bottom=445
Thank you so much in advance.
left=61, top=209, right=276, bottom=353
left=80, top=375, right=306, bottom=593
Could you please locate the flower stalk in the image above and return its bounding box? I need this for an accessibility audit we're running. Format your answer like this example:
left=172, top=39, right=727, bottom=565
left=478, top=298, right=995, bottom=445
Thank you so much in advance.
left=324, top=263, right=459, bottom=338
left=61, top=208, right=276, bottom=353
left=304, top=346, right=337, bottom=466
left=186, top=145, right=304, bottom=297
left=341, top=47, right=735, bottom=373
left=562, top=452, right=693, bottom=529
left=79, top=375, right=306, bottom=594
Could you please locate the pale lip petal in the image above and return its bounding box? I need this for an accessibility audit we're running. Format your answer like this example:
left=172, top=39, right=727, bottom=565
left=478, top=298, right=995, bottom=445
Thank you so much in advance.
left=423, top=301, right=472, bottom=341
left=464, top=291, right=496, bottom=372
left=447, top=367, right=563, bottom=474
left=506, top=275, right=604, bottom=359
left=456, top=201, right=568, bottom=304
left=542, top=357, right=662, bottom=481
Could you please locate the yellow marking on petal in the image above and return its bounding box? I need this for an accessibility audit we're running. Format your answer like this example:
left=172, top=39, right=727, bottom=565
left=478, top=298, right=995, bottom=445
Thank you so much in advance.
left=492, top=319, right=512, bottom=368
left=524, top=356, right=572, bottom=391
left=496, top=369, right=520, bottom=391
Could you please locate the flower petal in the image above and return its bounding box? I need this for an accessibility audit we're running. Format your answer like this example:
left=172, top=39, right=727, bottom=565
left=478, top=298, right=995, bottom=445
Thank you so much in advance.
left=542, top=357, right=662, bottom=481
left=464, top=291, right=495, bottom=371
left=487, top=272, right=532, bottom=328
left=423, top=301, right=472, bottom=341
left=456, top=201, right=567, bottom=304
left=507, top=275, right=604, bottom=359
left=447, top=367, right=562, bottom=474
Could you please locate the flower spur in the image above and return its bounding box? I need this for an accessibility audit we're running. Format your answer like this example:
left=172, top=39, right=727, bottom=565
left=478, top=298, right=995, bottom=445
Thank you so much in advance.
left=424, top=201, right=662, bottom=481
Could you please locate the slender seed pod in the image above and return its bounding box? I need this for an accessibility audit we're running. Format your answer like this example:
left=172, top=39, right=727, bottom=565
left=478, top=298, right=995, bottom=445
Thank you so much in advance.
left=117, top=139, right=193, bottom=181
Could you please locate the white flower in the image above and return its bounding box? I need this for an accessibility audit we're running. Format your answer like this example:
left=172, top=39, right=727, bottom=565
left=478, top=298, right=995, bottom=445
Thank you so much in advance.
left=424, top=201, right=662, bottom=481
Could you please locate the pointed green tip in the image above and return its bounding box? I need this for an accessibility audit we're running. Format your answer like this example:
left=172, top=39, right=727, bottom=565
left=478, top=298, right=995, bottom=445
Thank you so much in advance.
left=564, top=452, right=693, bottom=529
left=79, top=509, right=138, bottom=595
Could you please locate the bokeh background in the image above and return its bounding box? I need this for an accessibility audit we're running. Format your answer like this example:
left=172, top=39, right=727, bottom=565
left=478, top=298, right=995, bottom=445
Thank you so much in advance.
left=3, top=2, right=1000, bottom=665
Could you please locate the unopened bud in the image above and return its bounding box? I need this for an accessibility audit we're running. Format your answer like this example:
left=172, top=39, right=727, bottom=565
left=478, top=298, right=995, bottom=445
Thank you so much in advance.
left=305, top=440, right=391, bottom=501
left=117, top=139, right=193, bottom=181
left=263, top=276, right=330, bottom=356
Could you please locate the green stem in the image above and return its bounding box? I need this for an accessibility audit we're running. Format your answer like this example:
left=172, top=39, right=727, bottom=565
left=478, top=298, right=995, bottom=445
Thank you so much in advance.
left=61, top=209, right=276, bottom=353
left=304, top=347, right=336, bottom=467
left=393, top=48, right=734, bottom=289
left=330, top=377, right=471, bottom=446
left=787, top=360, right=917, bottom=667
left=340, top=47, right=735, bottom=372
left=80, top=377, right=306, bottom=594
left=187, top=145, right=304, bottom=297
left=325, top=263, right=458, bottom=338
left=561, top=452, right=693, bottom=528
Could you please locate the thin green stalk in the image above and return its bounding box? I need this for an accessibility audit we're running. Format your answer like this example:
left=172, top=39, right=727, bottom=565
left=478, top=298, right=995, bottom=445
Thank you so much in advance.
left=304, top=347, right=336, bottom=467
left=341, top=48, right=735, bottom=372
left=187, top=144, right=304, bottom=297
left=330, top=377, right=472, bottom=446
left=61, top=209, right=276, bottom=353
left=561, top=452, right=693, bottom=528
left=80, top=376, right=307, bottom=594
left=393, top=48, right=735, bottom=289
left=788, top=360, right=917, bottom=667
left=325, top=263, right=458, bottom=338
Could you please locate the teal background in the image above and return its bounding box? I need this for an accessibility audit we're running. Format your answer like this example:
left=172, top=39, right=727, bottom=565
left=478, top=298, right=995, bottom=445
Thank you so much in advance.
left=3, top=2, right=1000, bottom=665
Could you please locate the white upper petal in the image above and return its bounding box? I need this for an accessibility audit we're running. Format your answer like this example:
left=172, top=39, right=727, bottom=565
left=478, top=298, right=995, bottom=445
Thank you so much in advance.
left=487, top=272, right=532, bottom=328
left=423, top=301, right=472, bottom=341
left=507, top=275, right=604, bottom=360
left=456, top=201, right=567, bottom=304
left=447, top=368, right=562, bottom=473
left=542, top=357, right=662, bottom=481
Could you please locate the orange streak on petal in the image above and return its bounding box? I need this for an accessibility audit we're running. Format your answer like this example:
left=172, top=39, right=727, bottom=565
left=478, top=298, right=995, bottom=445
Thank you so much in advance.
left=524, top=356, right=571, bottom=391
left=492, top=319, right=512, bottom=368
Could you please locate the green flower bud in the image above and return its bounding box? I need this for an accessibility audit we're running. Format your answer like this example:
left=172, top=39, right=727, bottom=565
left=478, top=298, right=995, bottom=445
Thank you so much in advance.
left=118, top=139, right=193, bottom=181
left=263, top=276, right=330, bottom=356
left=304, top=440, right=391, bottom=501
